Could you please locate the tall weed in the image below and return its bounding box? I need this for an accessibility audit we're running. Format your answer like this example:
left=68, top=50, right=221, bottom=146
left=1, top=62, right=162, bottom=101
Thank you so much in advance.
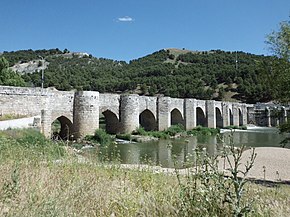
left=174, top=132, right=256, bottom=216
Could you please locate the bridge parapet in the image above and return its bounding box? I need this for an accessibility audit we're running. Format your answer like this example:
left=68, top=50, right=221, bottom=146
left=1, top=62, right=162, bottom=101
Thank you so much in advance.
left=0, top=85, right=257, bottom=138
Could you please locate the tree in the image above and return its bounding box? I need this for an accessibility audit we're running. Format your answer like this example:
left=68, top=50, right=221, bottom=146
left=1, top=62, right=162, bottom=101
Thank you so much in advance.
left=265, top=17, right=290, bottom=103
left=140, top=83, right=148, bottom=95
left=266, top=17, right=290, bottom=148
left=148, top=84, right=157, bottom=96
left=266, top=18, right=290, bottom=61
left=0, top=57, right=26, bottom=87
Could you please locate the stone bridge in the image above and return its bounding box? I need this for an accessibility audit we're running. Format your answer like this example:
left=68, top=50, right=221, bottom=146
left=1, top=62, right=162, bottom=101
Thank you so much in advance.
left=0, top=86, right=254, bottom=139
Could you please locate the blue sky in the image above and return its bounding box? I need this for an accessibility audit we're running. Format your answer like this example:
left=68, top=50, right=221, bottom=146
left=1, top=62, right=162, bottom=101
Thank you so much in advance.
left=0, top=0, right=289, bottom=61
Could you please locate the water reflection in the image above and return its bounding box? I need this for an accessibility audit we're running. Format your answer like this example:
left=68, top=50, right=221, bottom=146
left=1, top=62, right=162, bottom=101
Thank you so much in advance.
left=97, top=128, right=286, bottom=168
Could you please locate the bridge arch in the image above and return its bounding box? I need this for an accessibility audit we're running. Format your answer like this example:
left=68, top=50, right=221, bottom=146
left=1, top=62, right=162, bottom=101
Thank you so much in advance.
left=171, top=108, right=184, bottom=127
left=102, top=109, right=120, bottom=134
left=139, top=109, right=156, bottom=131
left=215, top=107, right=223, bottom=128
left=239, top=108, right=243, bottom=126
left=196, top=107, right=207, bottom=127
left=51, top=116, right=73, bottom=140
left=229, top=108, right=234, bottom=126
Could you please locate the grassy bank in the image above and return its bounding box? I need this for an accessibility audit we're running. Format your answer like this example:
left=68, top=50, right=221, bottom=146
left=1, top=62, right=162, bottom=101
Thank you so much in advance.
left=0, top=129, right=66, bottom=163
left=0, top=114, right=27, bottom=121
left=115, top=125, right=220, bottom=142
left=0, top=129, right=289, bottom=216
left=2, top=160, right=290, bottom=216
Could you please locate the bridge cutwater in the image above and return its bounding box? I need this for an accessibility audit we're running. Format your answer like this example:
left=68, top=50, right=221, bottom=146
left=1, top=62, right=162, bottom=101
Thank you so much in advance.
left=0, top=86, right=288, bottom=139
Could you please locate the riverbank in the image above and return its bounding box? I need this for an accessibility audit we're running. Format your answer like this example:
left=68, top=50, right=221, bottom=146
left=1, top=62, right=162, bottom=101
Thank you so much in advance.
left=220, top=125, right=279, bottom=133
left=1, top=153, right=290, bottom=216
left=0, top=129, right=290, bottom=216
left=78, top=147, right=290, bottom=183
left=218, top=147, right=290, bottom=183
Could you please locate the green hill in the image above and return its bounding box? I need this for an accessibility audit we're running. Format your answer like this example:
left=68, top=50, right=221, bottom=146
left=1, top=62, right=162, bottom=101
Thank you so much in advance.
left=1, top=48, right=274, bottom=103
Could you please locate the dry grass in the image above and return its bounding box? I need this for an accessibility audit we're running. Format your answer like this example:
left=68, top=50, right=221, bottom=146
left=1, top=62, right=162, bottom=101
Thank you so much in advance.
left=0, top=159, right=290, bottom=217
left=0, top=114, right=27, bottom=121
left=0, top=161, right=179, bottom=216
left=0, top=129, right=290, bottom=216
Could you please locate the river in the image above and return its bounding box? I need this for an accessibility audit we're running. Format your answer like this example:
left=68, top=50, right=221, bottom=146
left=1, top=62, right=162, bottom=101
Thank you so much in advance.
left=89, top=127, right=287, bottom=168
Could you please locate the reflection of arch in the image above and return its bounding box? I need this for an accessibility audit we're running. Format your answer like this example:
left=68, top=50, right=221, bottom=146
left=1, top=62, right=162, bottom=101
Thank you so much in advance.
left=215, top=107, right=223, bottom=128
left=196, top=107, right=207, bottom=127
left=102, top=110, right=119, bottom=134
left=171, top=108, right=184, bottom=126
left=51, top=116, right=73, bottom=140
left=229, top=108, right=233, bottom=125
left=239, top=109, right=243, bottom=126
left=139, top=109, right=156, bottom=131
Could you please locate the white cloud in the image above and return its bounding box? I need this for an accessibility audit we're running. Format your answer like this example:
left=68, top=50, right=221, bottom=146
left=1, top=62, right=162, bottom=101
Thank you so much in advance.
left=117, top=16, right=134, bottom=22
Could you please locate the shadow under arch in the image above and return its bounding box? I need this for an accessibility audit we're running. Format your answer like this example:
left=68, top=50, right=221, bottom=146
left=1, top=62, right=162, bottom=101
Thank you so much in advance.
left=171, top=108, right=184, bottom=127
left=196, top=107, right=207, bottom=127
left=239, top=108, right=243, bottom=126
left=139, top=109, right=156, bottom=131
left=102, top=110, right=120, bottom=134
left=215, top=107, right=223, bottom=128
left=229, top=108, right=234, bottom=125
left=51, top=116, right=73, bottom=140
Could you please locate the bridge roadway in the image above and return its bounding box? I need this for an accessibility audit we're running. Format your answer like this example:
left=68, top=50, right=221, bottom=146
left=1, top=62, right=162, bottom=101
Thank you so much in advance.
left=0, top=86, right=253, bottom=139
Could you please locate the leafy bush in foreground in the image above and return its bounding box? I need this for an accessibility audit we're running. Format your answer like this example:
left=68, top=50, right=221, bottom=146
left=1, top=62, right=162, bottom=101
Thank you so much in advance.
left=175, top=133, right=256, bottom=216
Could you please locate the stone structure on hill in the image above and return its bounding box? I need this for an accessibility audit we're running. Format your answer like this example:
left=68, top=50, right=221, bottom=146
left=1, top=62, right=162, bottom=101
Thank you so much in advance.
left=0, top=86, right=287, bottom=139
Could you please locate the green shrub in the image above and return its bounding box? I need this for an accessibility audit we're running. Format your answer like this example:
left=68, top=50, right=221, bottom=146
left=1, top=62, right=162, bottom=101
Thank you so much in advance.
left=164, top=124, right=184, bottom=136
left=187, top=126, right=219, bottom=136
left=134, top=125, right=185, bottom=139
left=149, top=131, right=170, bottom=139
left=133, top=127, right=148, bottom=136
left=86, top=129, right=112, bottom=146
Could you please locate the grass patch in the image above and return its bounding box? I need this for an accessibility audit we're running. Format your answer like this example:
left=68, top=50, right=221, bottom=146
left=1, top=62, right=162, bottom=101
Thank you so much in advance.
left=0, top=114, right=27, bottom=121
left=0, top=129, right=289, bottom=216
left=0, top=128, right=67, bottom=163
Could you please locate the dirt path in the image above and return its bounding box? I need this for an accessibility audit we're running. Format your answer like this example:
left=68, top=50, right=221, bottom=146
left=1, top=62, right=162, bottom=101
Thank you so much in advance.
left=0, top=116, right=39, bottom=130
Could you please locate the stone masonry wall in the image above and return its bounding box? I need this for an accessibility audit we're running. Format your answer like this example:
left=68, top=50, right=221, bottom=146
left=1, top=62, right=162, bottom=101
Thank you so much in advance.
left=139, top=96, right=157, bottom=118
left=0, top=86, right=74, bottom=120
left=0, top=86, right=49, bottom=116
left=0, top=86, right=256, bottom=137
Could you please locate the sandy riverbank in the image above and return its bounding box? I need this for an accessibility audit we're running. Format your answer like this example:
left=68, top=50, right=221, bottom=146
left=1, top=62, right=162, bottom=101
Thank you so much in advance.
left=218, top=147, right=290, bottom=182
left=117, top=147, right=290, bottom=183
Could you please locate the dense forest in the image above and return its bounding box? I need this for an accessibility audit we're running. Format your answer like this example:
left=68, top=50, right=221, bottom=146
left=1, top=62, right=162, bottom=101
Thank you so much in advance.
left=0, top=48, right=276, bottom=103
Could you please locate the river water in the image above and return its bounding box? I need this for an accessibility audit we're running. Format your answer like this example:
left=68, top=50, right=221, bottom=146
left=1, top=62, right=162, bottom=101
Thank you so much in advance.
left=92, top=127, right=287, bottom=168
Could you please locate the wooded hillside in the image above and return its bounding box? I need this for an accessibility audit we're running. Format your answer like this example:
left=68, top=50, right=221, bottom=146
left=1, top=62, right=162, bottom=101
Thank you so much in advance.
left=1, top=48, right=275, bottom=103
